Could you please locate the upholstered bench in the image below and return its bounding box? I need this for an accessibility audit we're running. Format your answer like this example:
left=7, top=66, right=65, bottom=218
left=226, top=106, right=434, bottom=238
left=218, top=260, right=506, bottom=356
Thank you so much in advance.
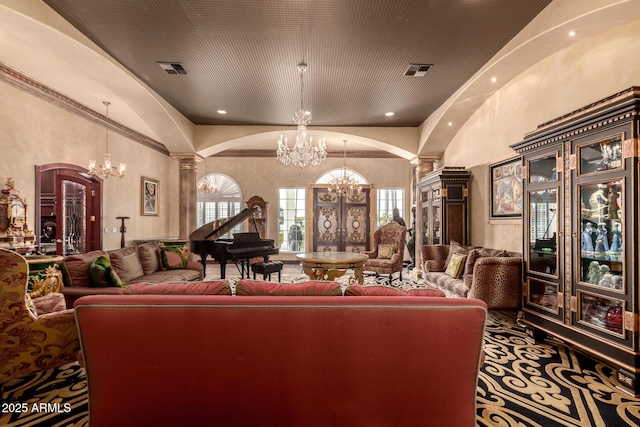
left=251, top=260, right=284, bottom=281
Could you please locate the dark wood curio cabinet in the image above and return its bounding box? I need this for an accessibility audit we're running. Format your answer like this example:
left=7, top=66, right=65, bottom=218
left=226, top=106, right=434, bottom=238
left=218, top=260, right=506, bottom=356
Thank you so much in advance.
left=417, top=167, right=470, bottom=246
left=512, top=87, right=640, bottom=395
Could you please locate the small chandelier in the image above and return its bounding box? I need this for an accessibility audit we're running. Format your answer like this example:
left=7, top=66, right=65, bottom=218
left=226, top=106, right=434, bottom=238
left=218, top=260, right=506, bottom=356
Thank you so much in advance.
left=197, top=178, right=217, bottom=193
left=197, top=160, right=217, bottom=193
left=88, top=101, right=126, bottom=178
left=276, top=63, right=327, bottom=167
left=329, top=140, right=362, bottom=197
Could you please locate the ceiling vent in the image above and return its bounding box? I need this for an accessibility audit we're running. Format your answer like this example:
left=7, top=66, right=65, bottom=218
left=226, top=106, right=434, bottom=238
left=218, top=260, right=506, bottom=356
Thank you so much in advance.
left=405, top=64, right=432, bottom=77
left=157, top=62, right=187, bottom=75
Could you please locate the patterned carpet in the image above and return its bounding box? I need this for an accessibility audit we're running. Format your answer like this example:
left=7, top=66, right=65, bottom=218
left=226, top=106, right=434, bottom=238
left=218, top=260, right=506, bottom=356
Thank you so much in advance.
left=2, top=310, right=640, bottom=426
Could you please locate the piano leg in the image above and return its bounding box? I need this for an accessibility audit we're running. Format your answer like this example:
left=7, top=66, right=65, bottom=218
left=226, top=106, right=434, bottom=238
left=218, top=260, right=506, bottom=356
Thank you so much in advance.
left=200, top=255, right=209, bottom=278
left=220, top=261, right=227, bottom=279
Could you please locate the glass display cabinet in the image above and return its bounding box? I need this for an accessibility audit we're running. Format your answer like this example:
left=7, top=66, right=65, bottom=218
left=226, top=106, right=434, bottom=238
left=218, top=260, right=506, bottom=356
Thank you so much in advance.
left=512, top=87, right=640, bottom=395
left=417, top=167, right=470, bottom=246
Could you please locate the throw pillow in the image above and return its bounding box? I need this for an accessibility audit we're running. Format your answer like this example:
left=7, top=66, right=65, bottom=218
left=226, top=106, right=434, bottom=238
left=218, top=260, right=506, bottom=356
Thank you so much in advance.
left=235, top=280, right=342, bottom=296
left=377, top=244, right=395, bottom=259
left=122, top=253, right=145, bottom=280
left=160, top=246, right=188, bottom=270
left=138, top=243, right=161, bottom=275
left=444, top=240, right=470, bottom=268
left=344, top=285, right=405, bottom=296
left=90, top=255, right=125, bottom=288
left=445, top=253, right=467, bottom=279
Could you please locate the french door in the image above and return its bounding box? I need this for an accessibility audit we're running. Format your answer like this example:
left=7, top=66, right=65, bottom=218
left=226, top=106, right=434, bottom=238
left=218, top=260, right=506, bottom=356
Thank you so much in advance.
left=307, top=184, right=374, bottom=253
left=36, top=164, right=102, bottom=255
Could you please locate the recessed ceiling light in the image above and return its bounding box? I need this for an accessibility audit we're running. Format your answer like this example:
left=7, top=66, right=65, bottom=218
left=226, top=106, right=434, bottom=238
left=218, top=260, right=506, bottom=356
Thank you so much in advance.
left=448, top=122, right=453, bottom=126
left=491, top=77, right=497, bottom=83
left=385, top=112, right=395, bottom=116
left=217, top=110, right=227, bottom=114
left=568, top=30, right=577, bottom=37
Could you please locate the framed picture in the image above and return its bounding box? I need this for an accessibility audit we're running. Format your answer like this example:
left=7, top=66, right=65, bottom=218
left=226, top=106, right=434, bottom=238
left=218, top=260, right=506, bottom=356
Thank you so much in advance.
left=141, top=177, right=159, bottom=216
left=490, top=156, right=523, bottom=219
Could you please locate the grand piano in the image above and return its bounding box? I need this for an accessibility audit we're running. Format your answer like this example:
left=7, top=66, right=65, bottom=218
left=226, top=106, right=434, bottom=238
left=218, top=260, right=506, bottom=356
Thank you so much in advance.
left=189, top=207, right=279, bottom=279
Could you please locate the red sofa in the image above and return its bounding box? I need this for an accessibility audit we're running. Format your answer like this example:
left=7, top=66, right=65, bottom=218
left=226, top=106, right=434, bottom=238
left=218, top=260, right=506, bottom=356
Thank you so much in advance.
left=74, top=293, right=487, bottom=427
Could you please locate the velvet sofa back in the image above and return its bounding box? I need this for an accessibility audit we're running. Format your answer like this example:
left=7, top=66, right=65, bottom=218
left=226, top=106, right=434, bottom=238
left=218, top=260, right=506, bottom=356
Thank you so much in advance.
left=75, top=295, right=487, bottom=427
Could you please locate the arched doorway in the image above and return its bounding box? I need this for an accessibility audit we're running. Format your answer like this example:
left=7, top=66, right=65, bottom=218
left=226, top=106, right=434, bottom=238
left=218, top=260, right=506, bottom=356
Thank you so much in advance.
left=35, top=163, right=102, bottom=255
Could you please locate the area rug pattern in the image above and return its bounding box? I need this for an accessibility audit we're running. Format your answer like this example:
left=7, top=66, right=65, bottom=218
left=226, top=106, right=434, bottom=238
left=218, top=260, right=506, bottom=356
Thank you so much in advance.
left=2, top=311, right=640, bottom=426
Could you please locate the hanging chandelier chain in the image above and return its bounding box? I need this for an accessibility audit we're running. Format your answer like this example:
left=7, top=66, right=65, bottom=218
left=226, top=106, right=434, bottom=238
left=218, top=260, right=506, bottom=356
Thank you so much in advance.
left=299, top=64, right=306, bottom=112
left=88, top=100, right=125, bottom=178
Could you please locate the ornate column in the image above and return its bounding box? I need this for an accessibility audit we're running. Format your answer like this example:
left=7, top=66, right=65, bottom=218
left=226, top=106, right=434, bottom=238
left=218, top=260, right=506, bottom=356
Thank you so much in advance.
left=171, top=153, right=199, bottom=239
left=410, top=156, right=439, bottom=278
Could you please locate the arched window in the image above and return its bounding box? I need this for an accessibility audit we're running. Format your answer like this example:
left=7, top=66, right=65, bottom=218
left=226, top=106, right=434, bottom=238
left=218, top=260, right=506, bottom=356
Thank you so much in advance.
left=196, top=173, right=242, bottom=237
left=316, top=168, right=368, bottom=184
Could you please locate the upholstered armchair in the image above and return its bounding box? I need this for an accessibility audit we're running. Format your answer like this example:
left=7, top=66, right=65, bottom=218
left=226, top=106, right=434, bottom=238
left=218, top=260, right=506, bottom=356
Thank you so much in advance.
left=0, top=249, right=80, bottom=384
left=364, top=221, right=407, bottom=282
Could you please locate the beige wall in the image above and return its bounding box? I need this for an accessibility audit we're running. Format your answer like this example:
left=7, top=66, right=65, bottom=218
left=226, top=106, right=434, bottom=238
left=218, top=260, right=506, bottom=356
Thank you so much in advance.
left=443, top=18, right=640, bottom=252
left=0, top=80, right=180, bottom=250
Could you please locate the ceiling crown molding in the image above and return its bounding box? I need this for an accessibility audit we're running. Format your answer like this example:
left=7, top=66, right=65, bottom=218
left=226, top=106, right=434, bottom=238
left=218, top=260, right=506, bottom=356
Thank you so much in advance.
left=0, top=61, right=170, bottom=156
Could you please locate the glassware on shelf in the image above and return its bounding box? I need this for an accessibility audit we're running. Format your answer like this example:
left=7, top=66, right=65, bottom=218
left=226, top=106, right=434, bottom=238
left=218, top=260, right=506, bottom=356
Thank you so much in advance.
left=580, top=292, right=624, bottom=334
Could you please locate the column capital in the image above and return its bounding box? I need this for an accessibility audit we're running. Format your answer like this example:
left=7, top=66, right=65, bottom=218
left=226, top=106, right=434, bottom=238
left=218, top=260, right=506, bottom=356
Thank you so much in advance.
left=411, top=156, right=440, bottom=181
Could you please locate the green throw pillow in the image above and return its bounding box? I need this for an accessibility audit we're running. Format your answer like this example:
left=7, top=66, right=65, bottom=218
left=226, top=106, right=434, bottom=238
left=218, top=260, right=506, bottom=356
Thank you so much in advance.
left=90, top=255, right=125, bottom=288
left=160, top=246, right=187, bottom=270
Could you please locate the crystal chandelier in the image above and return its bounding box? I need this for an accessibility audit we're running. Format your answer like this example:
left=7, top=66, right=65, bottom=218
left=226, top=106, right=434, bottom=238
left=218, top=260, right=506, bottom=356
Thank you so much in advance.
left=276, top=63, right=327, bottom=167
left=88, top=101, right=126, bottom=178
left=329, top=140, right=362, bottom=197
left=197, top=160, right=217, bottom=193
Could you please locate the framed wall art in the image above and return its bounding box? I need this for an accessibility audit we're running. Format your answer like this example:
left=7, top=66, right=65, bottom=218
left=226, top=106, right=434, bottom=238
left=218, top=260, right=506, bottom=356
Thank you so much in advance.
left=490, top=156, right=523, bottom=219
left=141, top=177, right=159, bottom=216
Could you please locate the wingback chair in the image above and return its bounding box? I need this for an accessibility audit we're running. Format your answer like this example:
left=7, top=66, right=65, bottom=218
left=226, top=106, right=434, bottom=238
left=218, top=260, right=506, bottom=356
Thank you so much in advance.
left=364, top=221, right=407, bottom=282
left=0, top=249, right=80, bottom=384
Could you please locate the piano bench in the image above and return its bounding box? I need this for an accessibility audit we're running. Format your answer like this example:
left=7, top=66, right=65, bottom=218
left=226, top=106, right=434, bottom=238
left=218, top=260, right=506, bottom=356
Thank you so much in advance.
left=251, top=261, right=284, bottom=282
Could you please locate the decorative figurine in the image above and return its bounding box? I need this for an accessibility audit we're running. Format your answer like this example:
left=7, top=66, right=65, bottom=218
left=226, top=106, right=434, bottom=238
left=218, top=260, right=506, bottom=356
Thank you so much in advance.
left=609, top=223, right=622, bottom=253
left=588, top=185, right=608, bottom=221
left=612, top=275, right=623, bottom=290
left=607, top=183, right=620, bottom=219
left=581, top=222, right=594, bottom=253
left=587, top=261, right=602, bottom=285
left=594, top=222, right=609, bottom=254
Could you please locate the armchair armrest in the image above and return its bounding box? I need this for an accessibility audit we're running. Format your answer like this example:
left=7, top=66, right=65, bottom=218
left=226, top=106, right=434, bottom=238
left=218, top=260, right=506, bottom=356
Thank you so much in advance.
left=468, top=257, right=523, bottom=309
left=364, top=250, right=377, bottom=259
left=420, top=245, right=450, bottom=272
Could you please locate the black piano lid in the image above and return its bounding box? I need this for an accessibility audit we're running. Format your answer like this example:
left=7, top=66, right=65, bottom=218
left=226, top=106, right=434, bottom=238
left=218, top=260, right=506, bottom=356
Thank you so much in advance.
left=189, top=206, right=259, bottom=242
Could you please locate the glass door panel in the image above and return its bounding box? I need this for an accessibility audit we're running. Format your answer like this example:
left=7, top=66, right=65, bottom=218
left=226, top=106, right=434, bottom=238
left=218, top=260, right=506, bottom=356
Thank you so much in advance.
left=431, top=205, right=440, bottom=245
left=578, top=291, right=624, bottom=336
left=62, top=179, right=87, bottom=255
left=578, top=179, right=624, bottom=290
left=528, top=277, right=558, bottom=313
left=528, top=189, right=558, bottom=275
left=577, top=135, right=623, bottom=176
left=528, top=154, right=557, bottom=184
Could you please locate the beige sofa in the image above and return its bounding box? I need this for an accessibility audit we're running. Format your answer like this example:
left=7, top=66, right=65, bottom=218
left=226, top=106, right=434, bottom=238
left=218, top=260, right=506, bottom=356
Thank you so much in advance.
left=60, top=242, right=202, bottom=308
left=420, top=243, right=522, bottom=309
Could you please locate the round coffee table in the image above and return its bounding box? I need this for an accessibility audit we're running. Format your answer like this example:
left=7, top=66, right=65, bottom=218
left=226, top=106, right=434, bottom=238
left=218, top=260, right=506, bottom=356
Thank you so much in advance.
left=296, top=251, right=369, bottom=284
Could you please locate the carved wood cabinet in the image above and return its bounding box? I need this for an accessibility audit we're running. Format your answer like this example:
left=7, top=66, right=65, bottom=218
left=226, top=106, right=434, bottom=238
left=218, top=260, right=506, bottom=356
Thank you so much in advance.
left=417, top=167, right=470, bottom=246
left=512, top=87, right=640, bottom=395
